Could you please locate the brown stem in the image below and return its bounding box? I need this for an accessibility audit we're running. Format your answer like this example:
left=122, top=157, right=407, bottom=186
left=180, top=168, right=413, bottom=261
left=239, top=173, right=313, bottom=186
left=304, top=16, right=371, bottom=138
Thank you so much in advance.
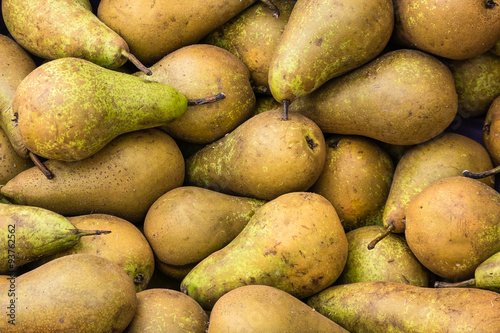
left=434, top=278, right=475, bottom=288
left=485, top=0, right=499, bottom=8
left=76, top=229, right=112, bottom=236
left=260, top=0, right=280, bottom=18
left=367, top=224, right=395, bottom=250
left=463, top=166, right=500, bottom=179
left=122, top=50, right=152, bottom=76
left=29, top=151, right=54, bottom=180
left=282, top=99, right=290, bottom=121
left=187, top=92, right=226, bottom=106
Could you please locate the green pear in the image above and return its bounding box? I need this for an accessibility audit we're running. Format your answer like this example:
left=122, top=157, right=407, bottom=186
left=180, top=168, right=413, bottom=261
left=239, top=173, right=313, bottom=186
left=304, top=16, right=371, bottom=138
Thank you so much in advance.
left=180, top=192, right=348, bottom=310
left=268, top=0, right=394, bottom=103
left=307, top=281, right=500, bottom=332
left=0, top=203, right=110, bottom=273
left=185, top=109, right=326, bottom=201
left=13, top=57, right=188, bottom=162
left=0, top=254, right=137, bottom=332
left=2, top=0, right=150, bottom=73
left=290, top=49, right=458, bottom=146
left=207, top=285, right=349, bottom=333
left=0, top=129, right=185, bottom=223
left=0, top=34, right=36, bottom=158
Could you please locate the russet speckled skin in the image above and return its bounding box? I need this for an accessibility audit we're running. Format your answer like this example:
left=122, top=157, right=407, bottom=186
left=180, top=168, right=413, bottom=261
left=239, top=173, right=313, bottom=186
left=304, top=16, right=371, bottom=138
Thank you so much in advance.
left=483, top=96, right=500, bottom=165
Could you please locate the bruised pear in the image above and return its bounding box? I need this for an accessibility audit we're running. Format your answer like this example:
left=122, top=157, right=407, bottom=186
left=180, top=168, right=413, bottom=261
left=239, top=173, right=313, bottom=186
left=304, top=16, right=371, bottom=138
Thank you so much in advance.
left=181, top=192, right=348, bottom=309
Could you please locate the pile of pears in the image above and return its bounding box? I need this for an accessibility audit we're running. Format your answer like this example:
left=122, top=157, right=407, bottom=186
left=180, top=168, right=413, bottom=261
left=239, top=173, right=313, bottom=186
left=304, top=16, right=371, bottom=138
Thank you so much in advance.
left=1, top=0, right=500, bottom=331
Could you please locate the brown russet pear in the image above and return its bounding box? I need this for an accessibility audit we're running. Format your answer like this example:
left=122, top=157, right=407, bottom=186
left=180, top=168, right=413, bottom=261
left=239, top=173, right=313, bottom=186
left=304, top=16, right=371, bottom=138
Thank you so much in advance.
left=290, top=49, right=458, bottom=146
left=0, top=254, right=137, bottom=332
left=0, top=34, right=36, bottom=158
left=186, top=109, right=326, bottom=201
left=268, top=0, right=394, bottom=103
left=405, top=176, right=500, bottom=281
left=483, top=95, right=500, bottom=166
left=310, top=135, right=394, bottom=231
left=97, top=0, right=258, bottom=65
left=135, top=44, right=256, bottom=144
left=368, top=132, right=494, bottom=250
left=144, top=186, right=265, bottom=267
left=2, top=0, right=150, bottom=73
left=0, top=128, right=34, bottom=185
left=125, top=288, right=209, bottom=333
left=392, top=0, right=500, bottom=60
left=13, top=57, right=188, bottom=162
left=180, top=192, right=348, bottom=310
left=0, top=129, right=185, bottom=224
left=207, top=285, right=349, bottom=333
left=307, top=281, right=500, bottom=332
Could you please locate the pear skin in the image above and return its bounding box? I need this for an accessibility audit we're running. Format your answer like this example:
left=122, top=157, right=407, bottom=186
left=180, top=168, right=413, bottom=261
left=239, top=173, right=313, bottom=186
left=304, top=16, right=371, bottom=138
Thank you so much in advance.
left=483, top=96, right=500, bottom=165
left=180, top=192, right=348, bottom=310
left=0, top=128, right=34, bottom=185
left=307, top=281, right=500, bottom=332
left=207, top=285, right=349, bottom=333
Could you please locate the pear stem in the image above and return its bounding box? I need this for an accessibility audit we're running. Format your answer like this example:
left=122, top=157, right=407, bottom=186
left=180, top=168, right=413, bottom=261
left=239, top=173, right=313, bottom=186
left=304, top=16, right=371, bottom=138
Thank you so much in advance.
left=260, top=0, right=280, bottom=18
left=76, top=229, right=112, bottom=236
left=367, top=224, right=395, bottom=250
left=122, top=50, right=152, bottom=76
left=434, top=278, right=476, bottom=288
left=29, top=151, right=54, bottom=180
left=187, top=92, right=226, bottom=106
left=282, top=99, right=290, bottom=121
left=463, top=166, right=500, bottom=179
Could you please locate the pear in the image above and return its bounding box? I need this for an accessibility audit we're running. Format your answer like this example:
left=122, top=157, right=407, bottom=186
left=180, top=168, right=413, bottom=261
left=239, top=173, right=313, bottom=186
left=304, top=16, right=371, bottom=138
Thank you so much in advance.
left=0, top=254, right=137, bottom=332
left=268, top=0, right=394, bottom=103
left=0, top=129, right=185, bottom=224
left=156, top=260, right=197, bottom=281
left=435, top=251, right=500, bottom=293
left=491, top=38, right=500, bottom=56
left=125, top=288, right=209, bottom=333
left=202, top=0, right=296, bottom=94
left=2, top=0, right=150, bottom=73
left=97, top=0, right=258, bottom=65
left=307, top=281, right=500, bottom=332
left=207, top=285, right=349, bottom=333
left=0, top=203, right=110, bottom=273
left=368, top=132, right=494, bottom=249
left=0, top=34, right=37, bottom=158
left=405, top=176, right=500, bottom=281
left=336, top=225, right=429, bottom=287
left=144, top=186, right=266, bottom=267
left=310, top=135, right=394, bottom=231
left=392, top=0, right=500, bottom=60
left=180, top=192, right=348, bottom=310
left=13, top=57, right=188, bottom=162
left=27, top=214, right=156, bottom=292
left=0, top=128, right=34, bottom=185
left=290, top=49, right=458, bottom=146
left=482, top=95, right=500, bottom=166
left=135, top=44, right=256, bottom=144
left=185, top=109, right=326, bottom=201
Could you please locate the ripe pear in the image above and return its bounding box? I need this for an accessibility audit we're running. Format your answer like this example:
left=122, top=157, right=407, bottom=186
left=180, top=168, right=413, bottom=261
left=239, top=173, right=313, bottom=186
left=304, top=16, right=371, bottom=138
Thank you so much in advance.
left=0, top=128, right=34, bottom=185
left=290, top=49, right=458, bottom=146
left=125, top=288, right=209, bottom=333
left=135, top=44, right=256, bottom=144
left=405, top=176, right=500, bottom=281
left=0, top=129, right=185, bottom=224
left=207, top=285, right=349, bottom=333
left=336, top=225, right=429, bottom=287
left=0, top=254, right=137, bottom=332
left=268, top=0, right=394, bottom=103
left=483, top=96, right=500, bottom=166
left=0, top=203, right=110, bottom=273
left=392, top=0, right=500, bottom=60
left=97, top=0, right=258, bottom=65
left=2, top=0, right=150, bottom=73
left=186, top=109, right=326, bottom=201
left=0, top=34, right=36, bottom=158
left=307, top=281, right=500, bottom=332
left=310, top=135, right=394, bottom=231
left=13, top=57, right=190, bottom=162
left=180, top=192, right=348, bottom=310
left=202, top=0, right=296, bottom=94
left=144, top=186, right=265, bottom=267
left=368, top=132, right=494, bottom=249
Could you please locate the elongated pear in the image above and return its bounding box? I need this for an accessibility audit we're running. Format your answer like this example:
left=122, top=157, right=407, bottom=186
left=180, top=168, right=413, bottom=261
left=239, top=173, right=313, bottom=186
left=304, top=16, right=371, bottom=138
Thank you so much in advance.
left=181, top=192, right=348, bottom=309
left=307, top=281, right=500, bottom=332
left=0, top=203, right=109, bottom=273
left=13, top=57, right=188, bottom=162
left=268, top=0, right=394, bottom=103
left=2, top=0, right=150, bottom=73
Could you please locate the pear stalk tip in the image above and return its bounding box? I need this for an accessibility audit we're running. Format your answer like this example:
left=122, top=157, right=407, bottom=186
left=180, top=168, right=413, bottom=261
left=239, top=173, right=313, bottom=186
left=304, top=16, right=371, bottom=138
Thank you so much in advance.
left=187, top=92, right=226, bottom=106
left=282, top=99, right=290, bottom=120
left=29, top=151, right=54, bottom=180
left=122, top=50, right=152, bottom=76
left=434, top=278, right=475, bottom=288
left=367, top=224, right=395, bottom=250
left=463, top=166, right=500, bottom=179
